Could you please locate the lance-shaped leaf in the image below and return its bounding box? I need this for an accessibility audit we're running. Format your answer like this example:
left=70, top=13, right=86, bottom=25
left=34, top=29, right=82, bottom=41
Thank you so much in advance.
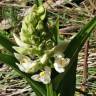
left=0, top=31, right=15, bottom=53
left=53, top=16, right=96, bottom=96
left=0, top=53, right=46, bottom=96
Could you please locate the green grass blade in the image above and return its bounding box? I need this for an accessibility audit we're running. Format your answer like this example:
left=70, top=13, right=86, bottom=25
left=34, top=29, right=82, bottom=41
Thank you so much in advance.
left=65, top=16, right=96, bottom=58
left=54, top=17, right=59, bottom=44
left=0, top=31, right=15, bottom=53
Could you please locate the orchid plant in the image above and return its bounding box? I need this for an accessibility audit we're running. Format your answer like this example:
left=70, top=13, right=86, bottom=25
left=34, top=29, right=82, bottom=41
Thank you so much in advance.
left=0, top=0, right=96, bottom=96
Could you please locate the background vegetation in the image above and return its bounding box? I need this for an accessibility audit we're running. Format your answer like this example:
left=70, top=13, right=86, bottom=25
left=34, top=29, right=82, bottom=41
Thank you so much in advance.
left=0, top=0, right=96, bottom=96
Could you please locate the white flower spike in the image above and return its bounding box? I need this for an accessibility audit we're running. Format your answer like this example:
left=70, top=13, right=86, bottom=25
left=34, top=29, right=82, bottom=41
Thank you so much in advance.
left=31, top=66, right=51, bottom=84
left=54, top=53, right=70, bottom=73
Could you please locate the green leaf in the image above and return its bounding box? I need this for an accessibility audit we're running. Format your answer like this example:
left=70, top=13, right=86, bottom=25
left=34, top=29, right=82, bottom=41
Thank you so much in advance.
left=0, top=31, right=15, bottom=53
left=55, top=58, right=78, bottom=96
left=49, top=17, right=59, bottom=45
left=0, top=53, right=46, bottom=96
left=54, top=17, right=59, bottom=44
left=65, top=16, right=96, bottom=58
left=53, top=16, right=96, bottom=96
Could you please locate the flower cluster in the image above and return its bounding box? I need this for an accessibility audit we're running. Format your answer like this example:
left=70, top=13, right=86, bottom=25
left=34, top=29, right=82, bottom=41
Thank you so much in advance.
left=13, top=4, right=70, bottom=84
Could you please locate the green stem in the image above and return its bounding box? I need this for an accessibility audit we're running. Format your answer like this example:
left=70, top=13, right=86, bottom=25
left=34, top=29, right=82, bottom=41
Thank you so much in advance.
left=35, top=0, right=43, bottom=6
left=46, top=83, right=56, bottom=96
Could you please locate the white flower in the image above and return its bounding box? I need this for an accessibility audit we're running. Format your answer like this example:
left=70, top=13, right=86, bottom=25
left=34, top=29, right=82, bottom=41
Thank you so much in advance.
left=31, top=66, right=51, bottom=84
left=15, top=53, right=40, bottom=73
left=15, top=53, right=32, bottom=72
left=54, top=53, right=70, bottom=73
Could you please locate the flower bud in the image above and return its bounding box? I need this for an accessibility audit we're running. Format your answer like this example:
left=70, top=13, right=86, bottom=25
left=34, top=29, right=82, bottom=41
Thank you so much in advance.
left=36, top=21, right=44, bottom=31
left=37, top=5, right=46, bottom=20
left=37, top=5, right=45, bottom=15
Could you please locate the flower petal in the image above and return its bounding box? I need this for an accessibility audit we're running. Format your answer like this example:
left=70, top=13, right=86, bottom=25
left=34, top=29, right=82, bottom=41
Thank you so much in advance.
left=13, top=33, right=28, bottom=47
left=54, top=53, right=70, bottom=73
left=44, top=66, right=51, bottom=75
left=31, top=74, right=40, bottom=82
left=54, top=62, right=65, bottom=73
left=39, top=71, right=51, bottom=84
left=16, top=63, right=25, bottom=72
left=13, top=46, right=31, bottom=55
left=31, top=66, right=51, bottom=84
left=40, top=53, right=48, bottom=64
